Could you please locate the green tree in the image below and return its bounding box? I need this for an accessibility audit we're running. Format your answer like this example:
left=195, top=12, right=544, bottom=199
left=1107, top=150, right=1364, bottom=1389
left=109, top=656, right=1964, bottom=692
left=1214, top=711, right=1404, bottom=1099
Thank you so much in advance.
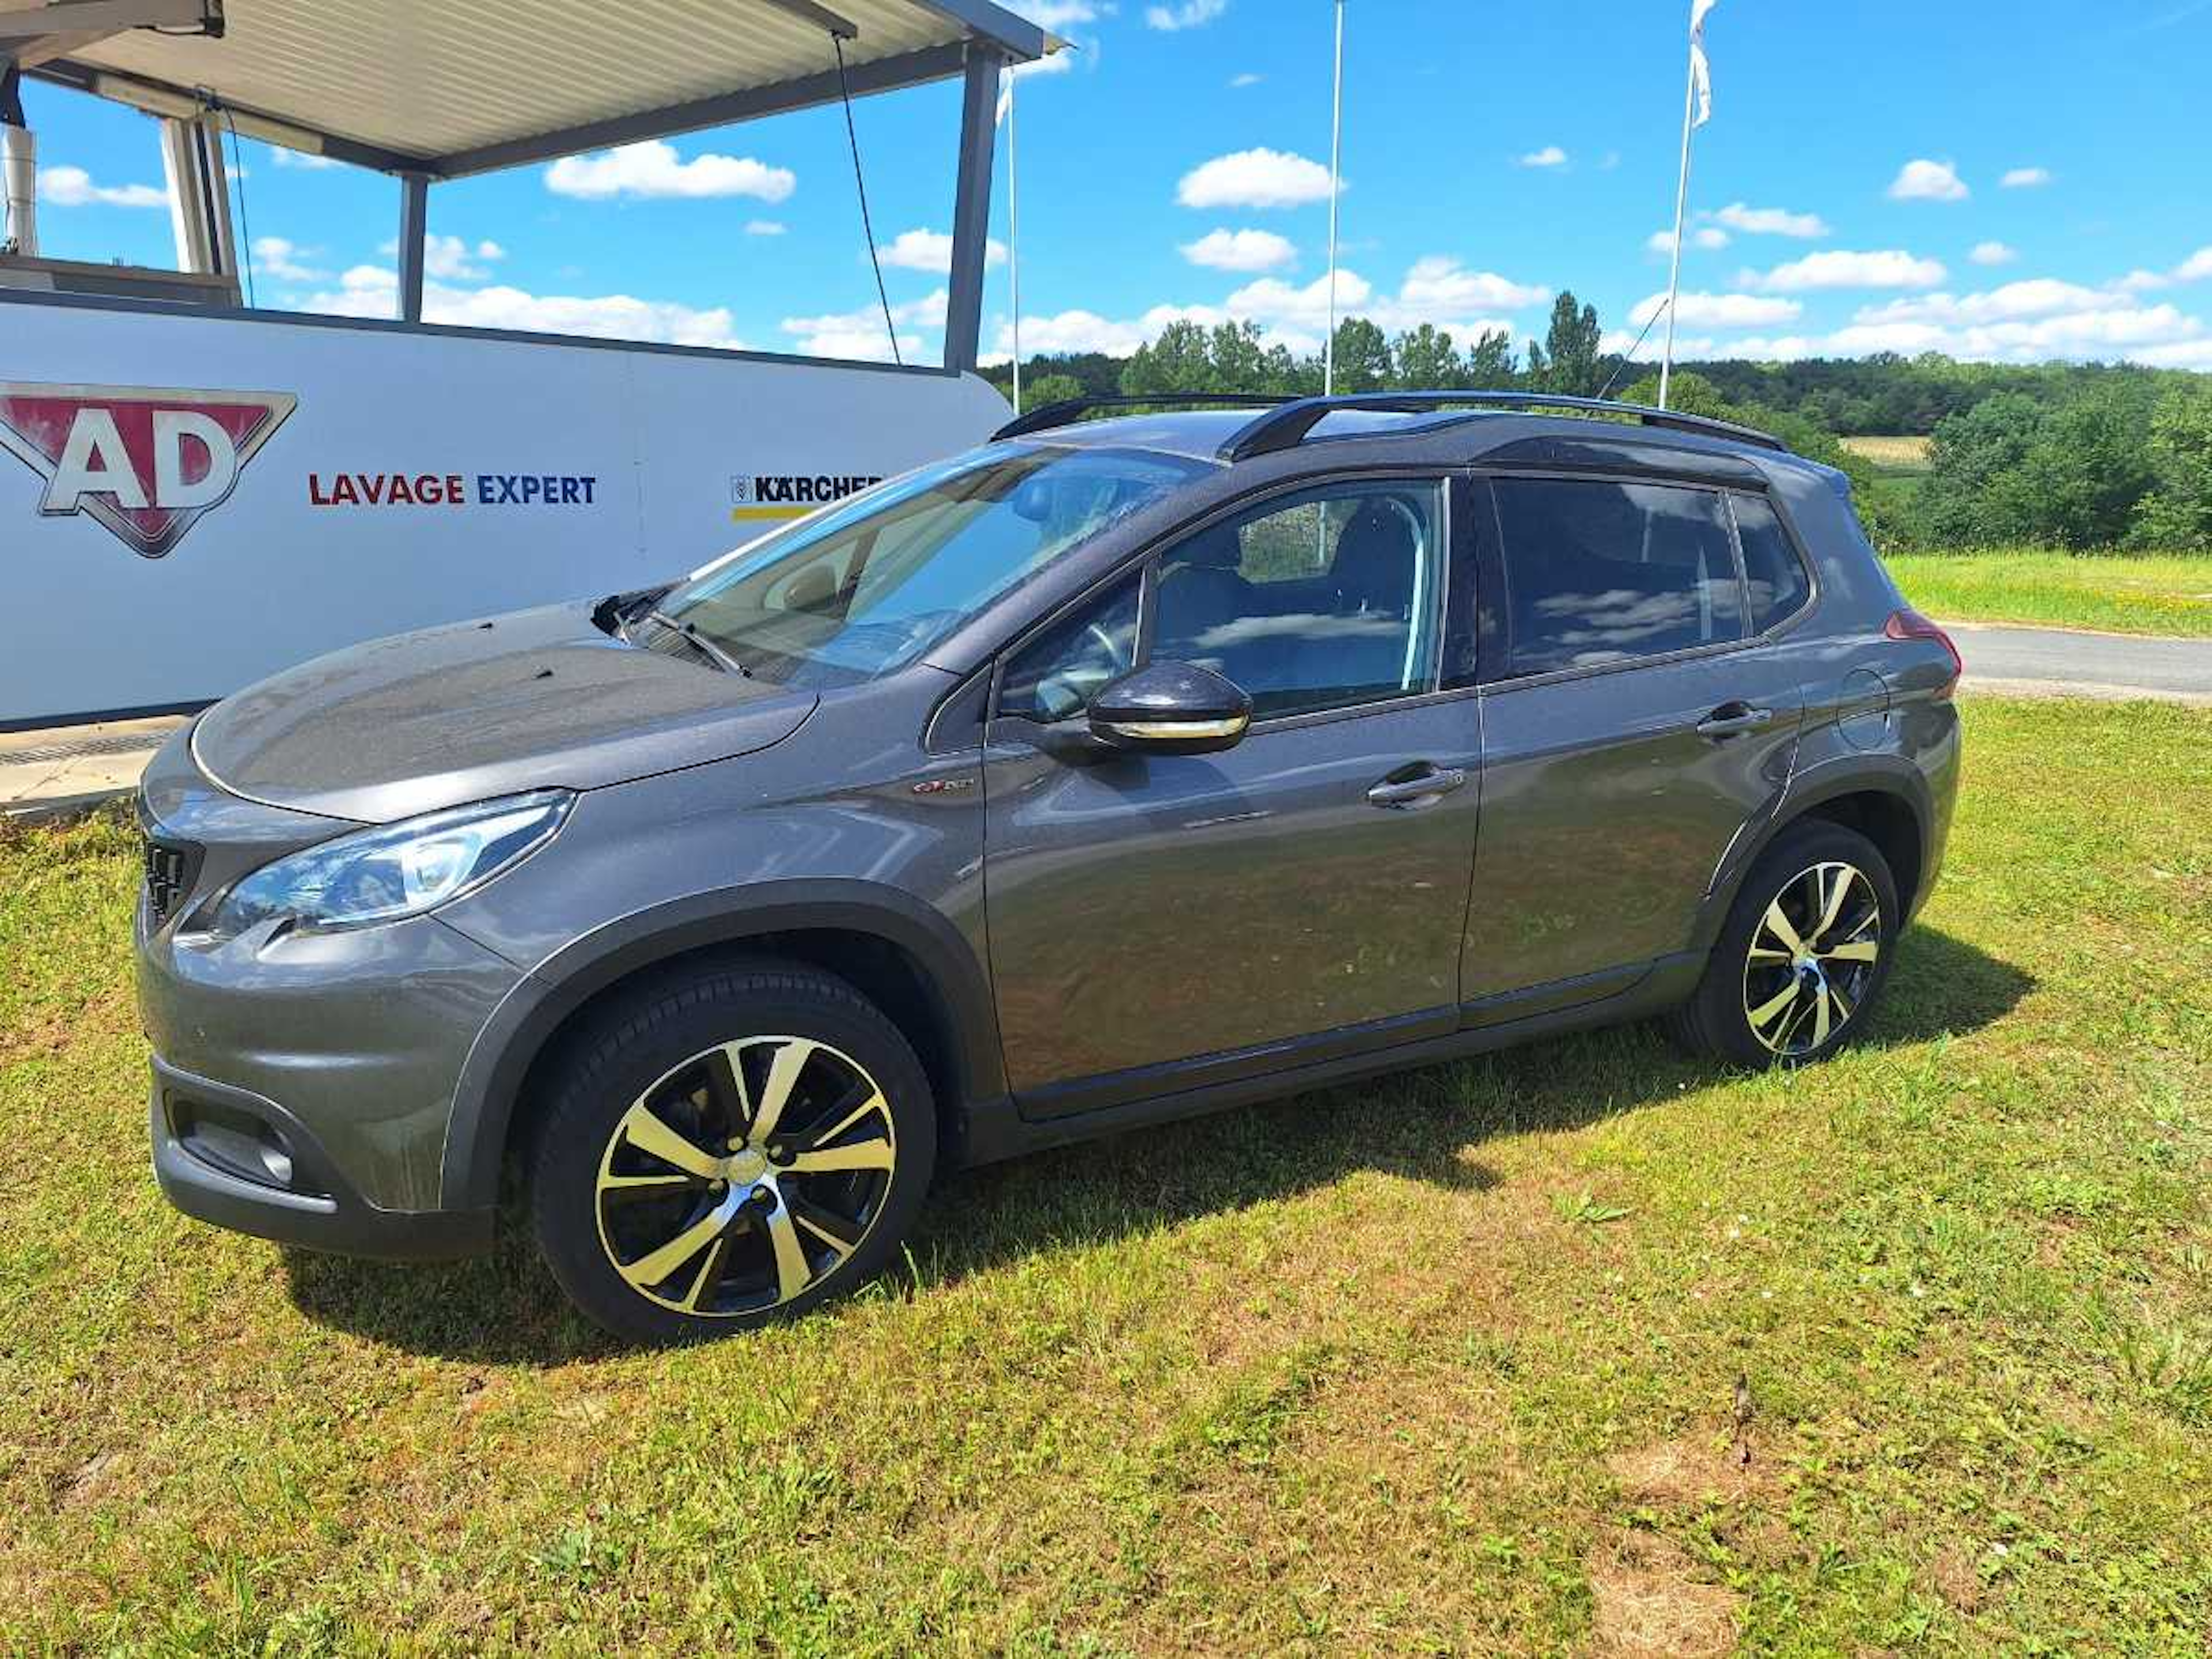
left=1017, top=372, right=1086, bottom=415
left=1119, top=321, right=1219, bottom=396
left=1463, top=327, right=1518, bottom=388
left=1525, top=291, right=1603, bottom=396
left=1921, top=388, right=2156, bottom=549
left=1391, top=324, right=1463, bottom=390
left=2133, top=381, right=2212, bottom=549
left=1327, top=318, right=1394, bottom=392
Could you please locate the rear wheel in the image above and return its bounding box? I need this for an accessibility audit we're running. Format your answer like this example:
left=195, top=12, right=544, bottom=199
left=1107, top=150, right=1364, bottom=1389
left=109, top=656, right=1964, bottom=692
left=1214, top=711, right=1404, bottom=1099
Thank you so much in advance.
left=530, top=961, right=935, bottom=1344
left=1668, top=820, right=1899, bottom=1067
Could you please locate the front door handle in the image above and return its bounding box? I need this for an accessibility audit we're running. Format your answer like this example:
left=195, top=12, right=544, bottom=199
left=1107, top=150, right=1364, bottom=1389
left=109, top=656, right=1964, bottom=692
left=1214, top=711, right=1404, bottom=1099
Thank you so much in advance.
left=1366, top=764, right=1468, bottom=809
left=1696, top=702, right=1774, bottom=739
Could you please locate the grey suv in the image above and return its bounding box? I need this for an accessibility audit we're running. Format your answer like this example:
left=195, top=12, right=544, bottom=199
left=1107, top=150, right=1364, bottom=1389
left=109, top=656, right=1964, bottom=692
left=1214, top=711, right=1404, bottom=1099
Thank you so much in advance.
left=135, top=392, right=1962, bottom=1343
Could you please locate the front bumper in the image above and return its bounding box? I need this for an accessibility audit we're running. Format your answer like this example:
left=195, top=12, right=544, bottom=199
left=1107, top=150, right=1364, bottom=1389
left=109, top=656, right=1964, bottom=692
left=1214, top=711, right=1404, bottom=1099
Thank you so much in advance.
left=150, top=1059, right=494, bottom=1259
left=135, top=721, right=530, bottom=1233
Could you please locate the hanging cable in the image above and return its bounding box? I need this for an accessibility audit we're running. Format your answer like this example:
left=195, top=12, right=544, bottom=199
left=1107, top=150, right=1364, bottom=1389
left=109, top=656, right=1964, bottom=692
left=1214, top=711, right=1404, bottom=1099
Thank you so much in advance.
left=831, top=33, right=900, bottom=366
left=217, top=103, right=256, bottom=308
left=1594, top=299, right=1666, bottom=403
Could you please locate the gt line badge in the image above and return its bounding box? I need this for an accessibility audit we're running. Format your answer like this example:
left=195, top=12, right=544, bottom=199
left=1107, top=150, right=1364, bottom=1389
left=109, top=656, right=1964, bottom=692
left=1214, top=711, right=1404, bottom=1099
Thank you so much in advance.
left=0, top=382, right=297, bottom=558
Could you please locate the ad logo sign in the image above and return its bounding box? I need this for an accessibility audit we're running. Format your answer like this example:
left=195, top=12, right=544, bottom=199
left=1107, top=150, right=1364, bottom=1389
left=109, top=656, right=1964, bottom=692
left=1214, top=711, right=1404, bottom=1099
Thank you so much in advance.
left=0, top=382, right=297, bottom=558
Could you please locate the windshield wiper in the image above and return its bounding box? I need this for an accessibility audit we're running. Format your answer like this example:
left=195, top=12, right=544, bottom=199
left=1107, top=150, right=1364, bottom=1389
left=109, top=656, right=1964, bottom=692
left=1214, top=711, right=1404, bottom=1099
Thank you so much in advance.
left=645, top=608, right=753, bottom=678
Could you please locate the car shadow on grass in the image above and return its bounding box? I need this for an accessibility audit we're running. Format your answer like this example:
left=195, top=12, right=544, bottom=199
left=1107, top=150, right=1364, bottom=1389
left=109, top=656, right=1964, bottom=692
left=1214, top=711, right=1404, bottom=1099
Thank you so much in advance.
left=279, top=924, right=2031, bottom=1363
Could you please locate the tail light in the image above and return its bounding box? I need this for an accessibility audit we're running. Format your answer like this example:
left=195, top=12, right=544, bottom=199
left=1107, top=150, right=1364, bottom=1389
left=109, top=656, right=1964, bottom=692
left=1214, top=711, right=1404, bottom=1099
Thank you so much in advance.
left=1885, top=607, right=1962, bottom=699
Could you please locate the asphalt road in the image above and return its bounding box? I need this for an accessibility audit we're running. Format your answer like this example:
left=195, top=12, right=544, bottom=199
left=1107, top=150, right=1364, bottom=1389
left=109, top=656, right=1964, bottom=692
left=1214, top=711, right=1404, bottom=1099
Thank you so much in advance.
left=1949, top=622, right=2212, bottom=704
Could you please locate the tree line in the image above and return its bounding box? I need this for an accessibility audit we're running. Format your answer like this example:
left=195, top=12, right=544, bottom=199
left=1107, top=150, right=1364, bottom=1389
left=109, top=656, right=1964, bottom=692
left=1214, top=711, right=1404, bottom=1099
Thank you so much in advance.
left=979, top=292, right=2212, bottom=551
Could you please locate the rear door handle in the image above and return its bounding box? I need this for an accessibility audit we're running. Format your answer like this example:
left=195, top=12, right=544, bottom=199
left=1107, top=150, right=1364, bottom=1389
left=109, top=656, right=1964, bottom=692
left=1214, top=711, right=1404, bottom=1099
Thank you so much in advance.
left=1696, top=702, right=1773, bottom=739
left=1366, top=764, right=1468, bottom=808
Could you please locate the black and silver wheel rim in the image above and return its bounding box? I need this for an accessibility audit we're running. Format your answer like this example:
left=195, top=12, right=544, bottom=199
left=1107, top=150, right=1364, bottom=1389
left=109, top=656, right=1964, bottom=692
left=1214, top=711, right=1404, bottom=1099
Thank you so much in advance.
left=593, top=1036, right=897, bottom=1317
left=1740, top=861, right=1883, bottom=1059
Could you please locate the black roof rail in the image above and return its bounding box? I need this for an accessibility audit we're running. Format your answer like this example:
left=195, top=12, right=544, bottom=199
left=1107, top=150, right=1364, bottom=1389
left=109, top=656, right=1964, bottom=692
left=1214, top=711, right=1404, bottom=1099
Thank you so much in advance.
left=1217, top=391, right=1788, bottom=462
left=991, top=392, right=1297, bottom=443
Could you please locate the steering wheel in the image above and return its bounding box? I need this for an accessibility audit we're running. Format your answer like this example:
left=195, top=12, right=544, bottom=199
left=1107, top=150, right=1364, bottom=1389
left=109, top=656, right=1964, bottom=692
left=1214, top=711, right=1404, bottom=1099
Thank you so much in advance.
left=1086, top=621, right=1131, bottom=673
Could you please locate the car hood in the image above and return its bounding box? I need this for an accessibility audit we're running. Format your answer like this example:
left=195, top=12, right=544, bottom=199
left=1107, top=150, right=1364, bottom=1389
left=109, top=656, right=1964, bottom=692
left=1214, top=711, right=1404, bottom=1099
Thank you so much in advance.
left=192, top=601, right=817, bottom=823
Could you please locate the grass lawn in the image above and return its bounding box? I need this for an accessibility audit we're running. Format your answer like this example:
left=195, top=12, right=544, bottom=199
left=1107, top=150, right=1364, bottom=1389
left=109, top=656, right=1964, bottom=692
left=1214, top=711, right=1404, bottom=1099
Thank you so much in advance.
left=1884, top=549, right=2212, bottom=638
left=3, top=696, right=2209, bottom=1653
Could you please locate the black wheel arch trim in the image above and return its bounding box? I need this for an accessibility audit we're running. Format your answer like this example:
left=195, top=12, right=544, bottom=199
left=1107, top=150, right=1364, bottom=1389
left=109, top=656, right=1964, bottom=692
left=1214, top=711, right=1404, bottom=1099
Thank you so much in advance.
left=440, top=880, right=1003, bottom=1211
left=1693, top=755, right=1932, bottom=954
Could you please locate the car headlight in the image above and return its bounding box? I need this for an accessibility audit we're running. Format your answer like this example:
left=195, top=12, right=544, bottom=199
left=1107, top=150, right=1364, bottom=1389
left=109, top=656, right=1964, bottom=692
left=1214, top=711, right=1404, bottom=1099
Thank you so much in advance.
left=203, top=790, right=573, bottom=938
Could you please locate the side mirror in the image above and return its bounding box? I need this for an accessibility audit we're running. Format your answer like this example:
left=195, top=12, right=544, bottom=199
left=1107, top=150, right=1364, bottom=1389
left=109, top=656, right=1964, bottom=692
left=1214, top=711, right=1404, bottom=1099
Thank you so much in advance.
left=1088, top=661, right=1252, bottom=756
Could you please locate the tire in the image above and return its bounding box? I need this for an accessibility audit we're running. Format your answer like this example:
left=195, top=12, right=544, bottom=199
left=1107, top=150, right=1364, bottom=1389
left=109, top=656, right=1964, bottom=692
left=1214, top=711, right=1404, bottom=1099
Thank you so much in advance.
left=1666, top=820, right=1900, bottom=1069
left=529, top=960, right=937, bottom=1344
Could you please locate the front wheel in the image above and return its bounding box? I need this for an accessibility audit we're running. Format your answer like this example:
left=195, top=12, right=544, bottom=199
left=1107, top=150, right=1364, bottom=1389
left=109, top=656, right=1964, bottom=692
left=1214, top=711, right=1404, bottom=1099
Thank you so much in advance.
left=529, top=961, right=937, bottom=1344
left=1668, top=820, right=1900, bottom=1067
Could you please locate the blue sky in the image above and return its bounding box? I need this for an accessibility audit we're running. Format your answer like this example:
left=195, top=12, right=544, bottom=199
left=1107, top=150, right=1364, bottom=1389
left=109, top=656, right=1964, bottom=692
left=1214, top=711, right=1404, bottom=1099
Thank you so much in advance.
left=21, top=0, right=2212, bottom=372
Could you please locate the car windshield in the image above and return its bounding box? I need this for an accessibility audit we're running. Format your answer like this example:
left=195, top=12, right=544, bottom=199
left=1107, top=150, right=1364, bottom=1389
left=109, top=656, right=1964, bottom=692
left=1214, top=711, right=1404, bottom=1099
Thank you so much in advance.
left=646, top=445, right=1209, bottom=688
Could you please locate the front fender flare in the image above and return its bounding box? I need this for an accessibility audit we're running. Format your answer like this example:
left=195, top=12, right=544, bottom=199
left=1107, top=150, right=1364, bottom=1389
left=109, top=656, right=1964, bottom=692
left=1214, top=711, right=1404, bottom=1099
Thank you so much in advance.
left=438, top=880, right=1002, bottom=1210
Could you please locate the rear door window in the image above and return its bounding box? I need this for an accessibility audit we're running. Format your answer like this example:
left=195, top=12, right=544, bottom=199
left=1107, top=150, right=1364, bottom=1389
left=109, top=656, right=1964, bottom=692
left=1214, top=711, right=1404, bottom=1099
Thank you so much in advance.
left=1490, top=478, right=1745, bottom=676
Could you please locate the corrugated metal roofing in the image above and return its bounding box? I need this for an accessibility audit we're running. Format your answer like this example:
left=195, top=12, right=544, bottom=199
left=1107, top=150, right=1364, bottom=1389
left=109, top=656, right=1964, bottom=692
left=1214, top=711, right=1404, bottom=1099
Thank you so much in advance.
left=20, top=0, right=1043, bottom=173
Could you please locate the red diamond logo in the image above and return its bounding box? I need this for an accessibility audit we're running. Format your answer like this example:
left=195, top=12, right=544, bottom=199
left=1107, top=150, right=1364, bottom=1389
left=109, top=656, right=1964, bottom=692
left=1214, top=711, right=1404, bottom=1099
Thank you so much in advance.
left=0, top=382, right=297, bottom=559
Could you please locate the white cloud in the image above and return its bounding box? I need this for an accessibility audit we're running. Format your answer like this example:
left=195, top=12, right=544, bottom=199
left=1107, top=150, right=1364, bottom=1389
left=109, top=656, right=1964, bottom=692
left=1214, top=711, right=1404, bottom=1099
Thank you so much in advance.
left=1887, top=158, right=1969, bottom=202
left=1145, top=0, right=1226, bottom=28
left=782, top=290, right=947, bottom=361
left=1006, top=1, right=1104, bottom=26
left=375, top=234, right=505, bottom=281
left=308, top=266, right=747, bottom=349
left=1743, top=249, right=1947, bottom=292
left=746, top=219, right=786, bottom=237
left=36, top=165, right=166, bottom=209
left=250, top=236, right=325, bottom=282
left=1647, top=226, right=1730, bottom=254
left=271, top=148, right=342, bottom=170
left=1518, top=145, right=1568, bottom=169
left=1856, top=279, right=2132, bottom=325
left=544, top=140, right=794, bottom=202
left=1999, top=166, right=2052, bottom=189
left=982, top=255, right=1543, bottom=365
left=1711, top=202, right=1830, bottom=238
left=1631, top=290, right=1804, bottom=328
left=2113, top=247, right=2212, bottom=291
left=426, top=235, right=503, bottom=281
left=1176, top=147, right=1337, bottom=210
left=1180, top=227, right=1297, bottom=272
left=1971, top=240, right=2019, bottom=266
left=1230, top=71, right=1263, bottom=88
left=2134, top=339, right=2212, bottom=369
left=876, top=227, right=1007, bottom=272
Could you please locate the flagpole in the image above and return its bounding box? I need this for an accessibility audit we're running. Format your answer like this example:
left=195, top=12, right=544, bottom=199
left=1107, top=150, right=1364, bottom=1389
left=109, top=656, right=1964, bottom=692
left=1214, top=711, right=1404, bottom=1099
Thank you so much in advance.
left=1323, top=0, right=1344, bottom=395
left=1007, top=71, right=1022, bottom=414
left=1657, top=4, right=1700, bottom=410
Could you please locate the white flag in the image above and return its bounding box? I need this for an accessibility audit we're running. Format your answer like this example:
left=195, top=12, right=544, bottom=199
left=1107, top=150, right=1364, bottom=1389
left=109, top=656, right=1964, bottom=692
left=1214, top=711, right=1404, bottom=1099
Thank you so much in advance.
left=996, top=67, right=1014, bottom=127
left=1689, top=0, right=1716, bottom=128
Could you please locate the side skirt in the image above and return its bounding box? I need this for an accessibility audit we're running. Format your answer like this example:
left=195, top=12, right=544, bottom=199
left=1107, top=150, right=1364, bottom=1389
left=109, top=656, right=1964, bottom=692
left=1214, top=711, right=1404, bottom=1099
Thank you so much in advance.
left=955, top=951, right=1706, bottom=1168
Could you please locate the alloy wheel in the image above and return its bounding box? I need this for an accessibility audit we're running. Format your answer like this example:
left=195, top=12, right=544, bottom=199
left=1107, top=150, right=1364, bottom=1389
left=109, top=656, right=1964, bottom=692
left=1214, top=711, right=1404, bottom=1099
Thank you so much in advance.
left=592, top=1035, right=898, bottom=1317
left=1739, top=861, right=1883, bottom=1059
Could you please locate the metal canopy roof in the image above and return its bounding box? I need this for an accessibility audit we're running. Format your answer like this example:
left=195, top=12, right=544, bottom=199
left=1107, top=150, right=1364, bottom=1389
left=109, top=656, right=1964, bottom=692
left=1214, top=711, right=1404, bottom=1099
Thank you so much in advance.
left=12, top=0, right=1048, bottom=176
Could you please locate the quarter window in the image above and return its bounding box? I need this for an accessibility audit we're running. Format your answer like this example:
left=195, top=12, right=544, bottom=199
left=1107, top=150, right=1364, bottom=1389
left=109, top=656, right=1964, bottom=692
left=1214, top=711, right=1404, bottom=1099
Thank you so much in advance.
left=1731, top=493, right=1813, bottom=632
left=1491, top=478, right=1745, bottom=676
left=1152, top=481, right=1444, bottom=719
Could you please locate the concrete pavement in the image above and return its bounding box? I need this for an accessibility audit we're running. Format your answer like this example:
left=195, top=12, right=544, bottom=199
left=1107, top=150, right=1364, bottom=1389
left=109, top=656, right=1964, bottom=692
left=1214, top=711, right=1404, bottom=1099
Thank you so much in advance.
left=1, top=714, right=184, bottom=823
